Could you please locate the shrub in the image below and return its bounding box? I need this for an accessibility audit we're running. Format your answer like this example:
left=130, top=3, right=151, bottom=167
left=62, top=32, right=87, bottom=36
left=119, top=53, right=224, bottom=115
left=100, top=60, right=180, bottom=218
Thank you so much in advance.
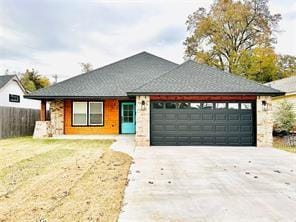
left=274, top=100, right=296, bottom=133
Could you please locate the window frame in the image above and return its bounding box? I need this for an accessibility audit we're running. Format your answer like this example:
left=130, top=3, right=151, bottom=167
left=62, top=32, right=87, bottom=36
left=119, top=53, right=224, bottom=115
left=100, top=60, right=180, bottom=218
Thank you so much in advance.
left=88, top=101, right=104, bottom=126
left=72, top=101, right=104, bottom=127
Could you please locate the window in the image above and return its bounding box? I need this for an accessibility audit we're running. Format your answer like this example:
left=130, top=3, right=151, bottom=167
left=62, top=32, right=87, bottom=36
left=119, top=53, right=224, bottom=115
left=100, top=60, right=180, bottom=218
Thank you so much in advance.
left=178, top=102, right=190, bottom=109
left=153, top=102, right=164, bottom=109
left=123, top=104, right=134, bottom=123
left=73, top=102, right=87, bottom=125
left=165, top=102, right=177, bottom=109
left=228, top=103, right=239, bottom=109
left=72, top=101, right=103, bottom=126
left=203, top=103, right=214, bottom=109
left=216, top=103, right=226, bottom=109
left=89, top=102, right=103, bottom=125
left=9, top=94, right=20, bottom=103
left=190, top=103, right=201, bottom=109
left=241, top=103, right=252, bottom=110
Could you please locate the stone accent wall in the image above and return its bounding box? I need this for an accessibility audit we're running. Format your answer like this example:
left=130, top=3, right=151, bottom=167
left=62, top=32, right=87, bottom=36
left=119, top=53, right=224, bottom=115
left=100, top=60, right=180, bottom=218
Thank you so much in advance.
left=50, top=100, right=64, bottom=136
left=135, top=96, right=150, bottom=146
left=33, top=121, right=52, bottom=138
left=257, top=96, right=273, bottom=147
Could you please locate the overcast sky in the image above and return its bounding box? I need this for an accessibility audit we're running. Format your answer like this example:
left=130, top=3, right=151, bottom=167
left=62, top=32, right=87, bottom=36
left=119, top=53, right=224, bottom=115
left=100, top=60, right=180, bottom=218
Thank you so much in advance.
left=0, top=0, right=295, bottom=82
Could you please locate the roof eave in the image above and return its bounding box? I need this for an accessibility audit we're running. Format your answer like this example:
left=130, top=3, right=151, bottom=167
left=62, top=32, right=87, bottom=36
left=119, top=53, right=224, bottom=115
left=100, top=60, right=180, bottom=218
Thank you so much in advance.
left=24, top=95, right=131, bottom=100
left=127, top=91, right=285, bottom=97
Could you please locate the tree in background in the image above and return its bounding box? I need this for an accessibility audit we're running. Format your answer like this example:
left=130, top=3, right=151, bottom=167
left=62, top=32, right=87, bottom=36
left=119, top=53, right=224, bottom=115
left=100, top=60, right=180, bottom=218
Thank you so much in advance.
left=184, top=0, right=288, bottom=83
left=277, top=55, right=296, bottom=79
left=20, top=69, right=51, bottom=92
left=80, top=62, right=93, bottom=73
left=274, top=100, right=296, bottom=133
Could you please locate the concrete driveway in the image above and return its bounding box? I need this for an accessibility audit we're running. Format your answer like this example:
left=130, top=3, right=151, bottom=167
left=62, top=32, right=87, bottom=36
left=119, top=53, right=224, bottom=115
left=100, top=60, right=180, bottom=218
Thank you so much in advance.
left=119, top=146, right=296, bottom=222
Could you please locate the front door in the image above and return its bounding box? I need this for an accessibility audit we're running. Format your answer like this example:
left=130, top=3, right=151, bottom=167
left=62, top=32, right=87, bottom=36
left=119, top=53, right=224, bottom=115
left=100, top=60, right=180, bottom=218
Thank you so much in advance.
left=121, top=102, right=136, bottom=134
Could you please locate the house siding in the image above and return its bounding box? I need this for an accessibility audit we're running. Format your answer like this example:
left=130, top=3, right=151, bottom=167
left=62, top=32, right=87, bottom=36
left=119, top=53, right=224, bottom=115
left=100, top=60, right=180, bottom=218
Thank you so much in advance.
left=272, top=94, right=296, bottom=114
left=64, top=99, right=119, bottom=134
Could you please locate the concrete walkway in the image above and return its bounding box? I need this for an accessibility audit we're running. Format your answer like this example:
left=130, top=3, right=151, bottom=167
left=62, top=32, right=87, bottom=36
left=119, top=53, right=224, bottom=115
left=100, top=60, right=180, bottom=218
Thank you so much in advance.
left=119, top=146, right=296, bottom=222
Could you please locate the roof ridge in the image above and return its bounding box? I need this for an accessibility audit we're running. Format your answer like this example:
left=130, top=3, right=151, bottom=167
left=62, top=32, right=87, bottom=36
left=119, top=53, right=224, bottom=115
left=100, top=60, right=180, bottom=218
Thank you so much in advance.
left=130, top=60, right=188, bottom=92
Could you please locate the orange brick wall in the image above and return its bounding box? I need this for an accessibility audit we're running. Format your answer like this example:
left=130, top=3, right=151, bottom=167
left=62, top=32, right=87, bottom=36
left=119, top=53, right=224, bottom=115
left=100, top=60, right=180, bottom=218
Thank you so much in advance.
left=64, top=99, right=119, bottom=134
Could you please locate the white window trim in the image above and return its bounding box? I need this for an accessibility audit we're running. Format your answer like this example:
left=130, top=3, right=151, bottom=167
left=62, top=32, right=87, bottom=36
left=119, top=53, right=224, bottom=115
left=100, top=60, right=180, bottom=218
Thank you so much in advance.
left=72, top=101, right=88, bottom=126
left=88, top=101, right=104, bottom=126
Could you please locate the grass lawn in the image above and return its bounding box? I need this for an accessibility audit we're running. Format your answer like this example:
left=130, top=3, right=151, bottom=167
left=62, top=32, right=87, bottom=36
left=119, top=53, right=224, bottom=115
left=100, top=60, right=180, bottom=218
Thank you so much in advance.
left=273, top=137, right=296, bottom=153
left=0, top=137, right=132, bottom=222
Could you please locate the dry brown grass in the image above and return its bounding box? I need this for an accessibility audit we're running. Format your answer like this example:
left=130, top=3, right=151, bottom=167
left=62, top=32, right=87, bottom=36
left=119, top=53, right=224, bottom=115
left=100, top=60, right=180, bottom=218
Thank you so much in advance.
left=273, top=137, right=296, bottom=153
left=0, top=137, right=132, bottom=222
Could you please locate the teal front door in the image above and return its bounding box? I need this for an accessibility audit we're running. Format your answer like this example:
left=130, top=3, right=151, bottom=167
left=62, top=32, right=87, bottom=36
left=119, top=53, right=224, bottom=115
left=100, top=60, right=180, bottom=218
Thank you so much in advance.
left=121, top=102, right=136, bottom=134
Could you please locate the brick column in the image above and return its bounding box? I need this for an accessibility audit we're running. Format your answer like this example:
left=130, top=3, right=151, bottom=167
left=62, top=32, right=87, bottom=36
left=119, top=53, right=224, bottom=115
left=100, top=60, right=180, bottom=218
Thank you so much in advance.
left=135, top=96, right=150, bottom=146
left=257, top=96, right=273, bottom=147
left=50, top=100, right=64, bottom=136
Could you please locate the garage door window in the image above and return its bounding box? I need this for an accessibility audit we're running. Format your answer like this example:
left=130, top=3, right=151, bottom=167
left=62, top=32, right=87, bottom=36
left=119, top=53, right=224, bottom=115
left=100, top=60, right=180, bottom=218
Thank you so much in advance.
left=228, top=103, right=239, bottom=109
left=203, top=103, right=213, bottom=109
left=165, top=102, right=177, bottom=109
left=241, top=103, right=252, bottom=110
left=216, top=103, right=226, bottom=109
left=190, top=103, right=201, bottom=109
left=153, top=102, right=164, bottom=109
left=178, top=102, right=190, bottom=109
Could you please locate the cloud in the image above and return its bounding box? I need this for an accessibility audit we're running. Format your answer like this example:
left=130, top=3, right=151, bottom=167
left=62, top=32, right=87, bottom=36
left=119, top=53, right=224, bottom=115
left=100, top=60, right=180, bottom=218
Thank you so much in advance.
left=0, top=0, right=294, bottom=82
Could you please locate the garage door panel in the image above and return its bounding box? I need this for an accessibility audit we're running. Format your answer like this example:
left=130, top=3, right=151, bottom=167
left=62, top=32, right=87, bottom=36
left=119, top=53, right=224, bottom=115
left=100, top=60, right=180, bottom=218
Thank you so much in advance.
left=229, top=114, right=239, bottom=120
left=152, top=113, right=164, bottom=120
left=151, top=101, right=255, bottom=146
left=151, top=124, right=165, bottom=131
left=191, top=125, right=202, bottom=131
left=165, top=125, right=176, bottom=131
left=216, top=125, right=227, bottom=132
left=202, top=136, right=215, bottom=145
left=241, top=136, right=252, bottom=145
left=229, top=125, right=240, bottom=132
left=241, top=114, right=252, bottom=121
left=165, top=113, right=176, bottom=120
left=215, top=113, right=227, bottom=120
left=203, top=113, right=213, bottom=120
left=191, top=114, right=201, bottom=120
left=216, top=137, right=227, bottom=145
left=241, top=125, right=252, bottom=132
left=202, top=125, right=215, bottom=131
left=228, top=136, right=240, bottom=145
left=177, top=125, right=190, bottom=131
left=177, top=113, right=189, bottom=120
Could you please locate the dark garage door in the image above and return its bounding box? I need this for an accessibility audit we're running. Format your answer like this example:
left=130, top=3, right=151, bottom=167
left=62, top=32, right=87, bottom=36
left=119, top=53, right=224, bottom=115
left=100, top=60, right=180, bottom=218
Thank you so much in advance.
left=151, top=101, right=256, bottom=146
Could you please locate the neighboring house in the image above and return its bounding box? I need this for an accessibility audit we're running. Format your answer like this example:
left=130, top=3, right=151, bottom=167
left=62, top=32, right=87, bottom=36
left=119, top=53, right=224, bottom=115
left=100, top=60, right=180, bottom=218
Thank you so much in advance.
left=26, top=52, right=284, bottom=147
left=265, top=76, right=296, bottom=114
left=0, top=75, right=40, bottom=109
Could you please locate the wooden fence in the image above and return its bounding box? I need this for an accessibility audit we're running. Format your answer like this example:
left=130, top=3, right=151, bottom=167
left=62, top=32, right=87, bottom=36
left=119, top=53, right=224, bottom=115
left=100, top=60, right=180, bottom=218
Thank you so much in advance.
left=0, top=106, right=40, bottom=139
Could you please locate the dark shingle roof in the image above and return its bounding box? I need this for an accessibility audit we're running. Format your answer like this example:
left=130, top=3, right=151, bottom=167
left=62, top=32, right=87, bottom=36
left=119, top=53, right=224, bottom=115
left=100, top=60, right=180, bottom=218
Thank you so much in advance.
left=129, top=60, right=284, bottom=96
left=265, top=76, right=296, bottom=94
left=0, top=75, right=14, bottom=89
left=26, top=52, right=178, bottom=99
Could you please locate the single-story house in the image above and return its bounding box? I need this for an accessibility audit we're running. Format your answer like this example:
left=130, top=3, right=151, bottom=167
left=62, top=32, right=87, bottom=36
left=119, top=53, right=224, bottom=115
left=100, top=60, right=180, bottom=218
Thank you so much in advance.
left=265, top=76, right=296, bottom=115
left=0, top=75, right=40, bottom=109
left=25, top=52, right=284, bottom=147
